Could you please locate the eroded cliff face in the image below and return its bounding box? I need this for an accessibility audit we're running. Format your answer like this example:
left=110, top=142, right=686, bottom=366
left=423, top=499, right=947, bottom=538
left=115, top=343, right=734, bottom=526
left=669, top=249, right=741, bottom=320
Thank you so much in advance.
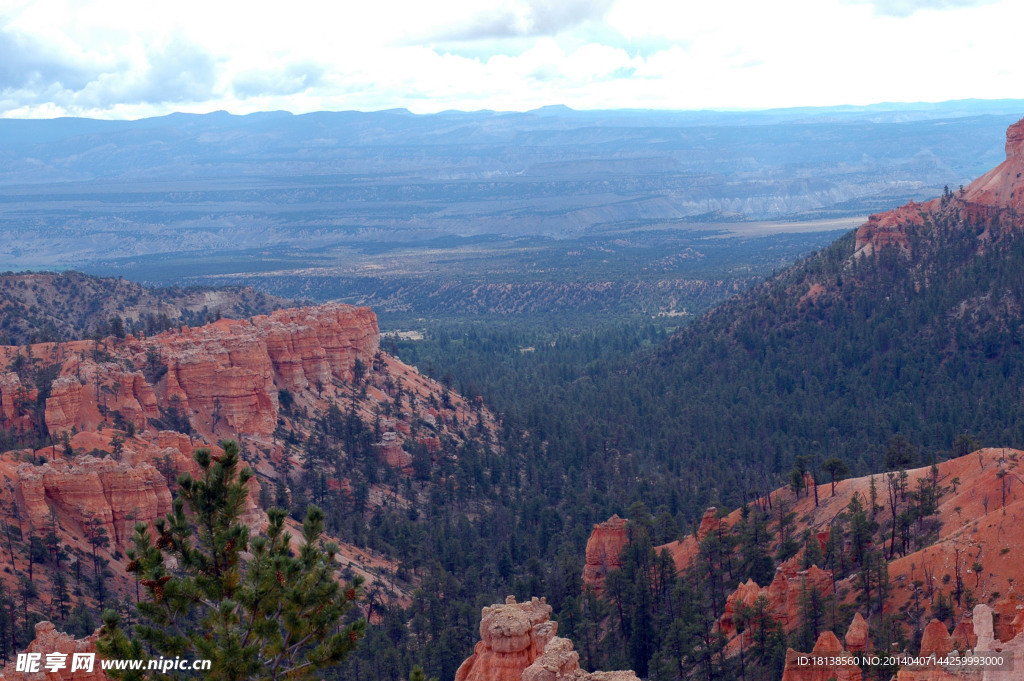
left=0, top=303, right=378, bottom=443
left=854, top=117, right=1024, bottom=257
left=456, top=597, right=638, bottom=681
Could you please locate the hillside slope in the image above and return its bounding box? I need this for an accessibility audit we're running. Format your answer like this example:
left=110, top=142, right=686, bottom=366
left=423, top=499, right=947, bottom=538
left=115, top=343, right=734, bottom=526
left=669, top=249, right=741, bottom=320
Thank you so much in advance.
left=631, top=115, right=1024, bottom=499
left=0, top=271, right=289, bottom=344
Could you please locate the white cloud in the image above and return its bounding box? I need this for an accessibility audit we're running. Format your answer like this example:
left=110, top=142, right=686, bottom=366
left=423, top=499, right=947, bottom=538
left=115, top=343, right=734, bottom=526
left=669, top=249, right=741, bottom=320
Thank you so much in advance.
left=0, top=0, right=1022, bottom=118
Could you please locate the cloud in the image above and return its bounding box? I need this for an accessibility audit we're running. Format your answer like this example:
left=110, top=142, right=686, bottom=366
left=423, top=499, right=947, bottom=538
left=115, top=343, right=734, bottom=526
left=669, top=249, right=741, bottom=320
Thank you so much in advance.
left=232, top=62, right=325, bottom=99
left=0, top=26, right=96, bottom=91
left=0, top=25, right=219, bottom=116
left=421, top=0, right=615, bottom=42
left=840, top=0, right=1000, bottom=17
left=130, top=36, right=219, bottom=104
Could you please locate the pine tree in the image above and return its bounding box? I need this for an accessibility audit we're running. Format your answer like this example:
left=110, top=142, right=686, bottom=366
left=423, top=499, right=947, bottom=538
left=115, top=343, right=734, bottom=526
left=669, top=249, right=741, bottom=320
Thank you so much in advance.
left=97, top=440, right=365, bottom=680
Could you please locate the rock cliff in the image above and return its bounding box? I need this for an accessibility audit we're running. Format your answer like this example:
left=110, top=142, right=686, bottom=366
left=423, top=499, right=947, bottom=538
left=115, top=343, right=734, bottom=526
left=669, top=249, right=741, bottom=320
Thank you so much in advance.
left=144, top=304, right=378, bottom=439
left=0, top=303, right=379, bottom=442
left=855, top=117, right=1024, bottom=256
left=16, top=455, right=173, bottom=549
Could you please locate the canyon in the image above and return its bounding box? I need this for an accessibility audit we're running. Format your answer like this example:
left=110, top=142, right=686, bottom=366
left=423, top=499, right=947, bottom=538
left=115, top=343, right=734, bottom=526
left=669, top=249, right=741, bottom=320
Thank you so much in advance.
left=0, top=302, right=491, bottom=661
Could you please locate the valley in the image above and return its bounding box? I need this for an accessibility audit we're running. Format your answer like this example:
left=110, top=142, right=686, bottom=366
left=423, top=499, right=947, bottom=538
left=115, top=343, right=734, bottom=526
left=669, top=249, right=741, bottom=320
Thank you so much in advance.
left=3, top=104, right=1024, bottom=681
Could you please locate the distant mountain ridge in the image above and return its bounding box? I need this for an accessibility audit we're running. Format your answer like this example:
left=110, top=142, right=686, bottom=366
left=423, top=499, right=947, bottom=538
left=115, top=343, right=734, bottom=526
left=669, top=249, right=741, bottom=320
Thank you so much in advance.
left=1, top=102, right=1022, bottom=273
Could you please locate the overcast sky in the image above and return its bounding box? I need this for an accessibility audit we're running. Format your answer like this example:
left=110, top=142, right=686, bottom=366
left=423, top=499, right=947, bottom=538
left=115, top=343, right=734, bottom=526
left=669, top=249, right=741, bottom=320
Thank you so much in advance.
left=0, top=0, right=1020, bottom=119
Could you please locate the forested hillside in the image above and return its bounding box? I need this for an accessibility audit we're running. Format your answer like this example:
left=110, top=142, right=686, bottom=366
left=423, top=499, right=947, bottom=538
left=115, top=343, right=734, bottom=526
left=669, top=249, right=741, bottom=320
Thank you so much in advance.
left=0, top=271, right=288, bottom=344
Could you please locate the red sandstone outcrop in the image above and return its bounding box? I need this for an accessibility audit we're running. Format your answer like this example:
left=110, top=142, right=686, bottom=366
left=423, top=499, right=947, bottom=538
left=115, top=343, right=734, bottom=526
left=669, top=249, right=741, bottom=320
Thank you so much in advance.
left=16, top=456, right=172, bottom=549
left=896, top=603, right=1024, bottom=680
left=582, top=515, right=628, bottom=596
left=454, top=596, right=557, bottom=681
left=919, top=619, right=955, bottom=658
left=960, top=118, right=1024, bottom=213
left=0, top=372, right=36, bottom=431
left=845, top=611, right=870, bottom=653
left=14, top=303, right=379, bottom=441
left=719, top=579, right=763, bottom=638
left=457, top=597, right=639, bottom=681
left=44, top=359, right=159, bottom=436
left=0, top=621, right=109, bottom=681
left=854, top=200, right=928, bottom=255
left=377, top=432, right=412, bottom=468
left=718, top=558, right=834, bottom=639
left=696, top=507, right=721, bottom=542
left=148, top=305, right=378, bottom=438
left=781, top=630, right=861, bottom=681
left=256, top=305, right=378, bottom=390
left=951, top=619, right=976, bottom=652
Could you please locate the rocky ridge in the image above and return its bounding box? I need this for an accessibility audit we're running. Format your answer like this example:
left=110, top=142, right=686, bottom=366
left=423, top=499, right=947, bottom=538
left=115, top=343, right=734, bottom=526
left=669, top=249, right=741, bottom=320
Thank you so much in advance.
left=855, top=117, right=1024, bottom=257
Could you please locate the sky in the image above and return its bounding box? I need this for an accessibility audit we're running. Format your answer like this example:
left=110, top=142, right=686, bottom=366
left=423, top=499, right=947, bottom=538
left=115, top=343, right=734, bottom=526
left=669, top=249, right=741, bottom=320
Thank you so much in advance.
left=0, top=0, right=1021, bottom=119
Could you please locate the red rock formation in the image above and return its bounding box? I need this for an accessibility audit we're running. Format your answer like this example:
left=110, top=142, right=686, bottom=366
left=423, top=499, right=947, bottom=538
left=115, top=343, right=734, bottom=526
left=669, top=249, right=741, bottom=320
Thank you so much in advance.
left=896, top=603, right=1024, bottom=680
left=0, top=372, right=36, bottom=431
left=455, top=597, right=557, bottom=681
left=255, top=304, right=378, bottom=388
left=378, top=432, right=412, bottom=469
left=44, top=359, right=159, bottom=436
left=781, top=630, right=861, bottom=681
left=854, top=200, right=928, bottom=255
left=766, top=560, right=834, bottom=628
left=0, top=621, right=109, bottom=681
left=717, top=560, right=834, bottom=651
left=582, top=515, right=628, bottom=596
left=122, top=303, right=378, bottom=439
left=990, top=595, right=1023, bottom=642
left=719, top=579, right=763, bottom=638
left=961, top=118, right=1024, bottom=213
left=845, top=611, right=870, bottom=653
left=15, top=456, right=173, bottom=549
left=457, top=596, right=639, bottom=681
left=950, top=619, right=976, bottom=652
left=696, top=507, right=721, bottom=542
left=919, top=619, right=954, bottom=658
